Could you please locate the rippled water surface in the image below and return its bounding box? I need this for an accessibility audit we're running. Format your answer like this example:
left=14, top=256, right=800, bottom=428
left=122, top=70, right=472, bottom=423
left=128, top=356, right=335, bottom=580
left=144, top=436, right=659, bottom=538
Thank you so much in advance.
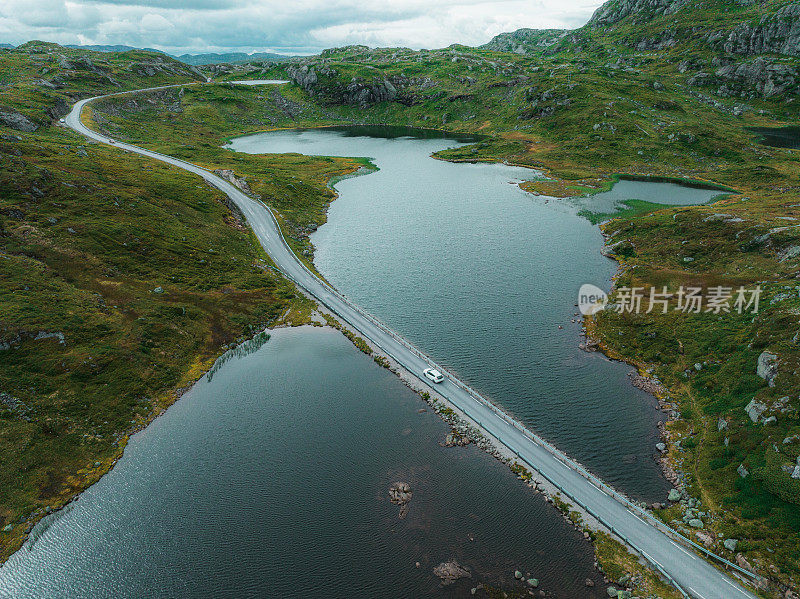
left=0, top=328, right=605, bottom=598
left=231, top=126, right=721, bottom=500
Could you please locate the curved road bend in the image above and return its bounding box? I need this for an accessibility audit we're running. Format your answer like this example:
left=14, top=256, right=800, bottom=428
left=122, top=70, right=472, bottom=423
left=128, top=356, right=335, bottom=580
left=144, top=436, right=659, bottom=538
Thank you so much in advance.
left=66, top=87, right=757, bottom=599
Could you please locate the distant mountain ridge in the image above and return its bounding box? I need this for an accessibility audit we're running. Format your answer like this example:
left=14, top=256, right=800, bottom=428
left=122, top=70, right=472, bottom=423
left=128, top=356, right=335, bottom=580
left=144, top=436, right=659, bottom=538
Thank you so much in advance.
left=174, top=51, right=290, bottom=65
left=30, top=43, right=291, bottom=65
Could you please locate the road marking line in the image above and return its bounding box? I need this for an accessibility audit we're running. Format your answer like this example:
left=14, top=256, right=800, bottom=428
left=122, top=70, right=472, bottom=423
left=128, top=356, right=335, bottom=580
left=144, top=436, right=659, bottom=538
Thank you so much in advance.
left=723, top=577, right=750, bottom=596
left=669, top=540, right=697, bottom=560
left=688, top=586, right=706, bottom=599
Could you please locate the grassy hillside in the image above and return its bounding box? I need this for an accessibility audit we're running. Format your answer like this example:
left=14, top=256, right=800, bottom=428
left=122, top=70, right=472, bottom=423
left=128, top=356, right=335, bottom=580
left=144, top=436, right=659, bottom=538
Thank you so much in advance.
left=0, top=46, right=346, bottom=561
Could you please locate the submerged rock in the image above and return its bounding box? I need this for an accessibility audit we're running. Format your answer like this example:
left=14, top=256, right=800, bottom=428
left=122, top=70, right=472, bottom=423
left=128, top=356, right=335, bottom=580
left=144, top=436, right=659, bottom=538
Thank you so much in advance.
left=433, top=560, right=471, bottom=585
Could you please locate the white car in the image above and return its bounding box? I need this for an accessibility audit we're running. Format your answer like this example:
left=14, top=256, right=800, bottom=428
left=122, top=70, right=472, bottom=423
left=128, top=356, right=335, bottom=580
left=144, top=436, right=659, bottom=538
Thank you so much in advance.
left=423, top=367, right=444, bottom=384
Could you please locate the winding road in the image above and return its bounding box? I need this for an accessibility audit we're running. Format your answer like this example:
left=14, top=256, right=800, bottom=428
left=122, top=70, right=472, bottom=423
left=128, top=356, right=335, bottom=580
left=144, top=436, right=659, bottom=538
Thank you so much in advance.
left=66, top=84, right=759, bottom=599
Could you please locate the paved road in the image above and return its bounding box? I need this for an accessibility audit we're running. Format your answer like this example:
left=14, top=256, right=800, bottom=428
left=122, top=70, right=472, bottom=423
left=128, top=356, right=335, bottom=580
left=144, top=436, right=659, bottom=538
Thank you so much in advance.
left=66, top=87, right=759, bottom=599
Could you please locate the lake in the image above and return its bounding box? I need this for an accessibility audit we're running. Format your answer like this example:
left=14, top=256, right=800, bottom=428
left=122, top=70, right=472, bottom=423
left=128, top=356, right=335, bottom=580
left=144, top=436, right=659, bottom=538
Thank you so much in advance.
left=229, top=125, right=721, bottom=500
left=0, top=327, right=606, bottom=598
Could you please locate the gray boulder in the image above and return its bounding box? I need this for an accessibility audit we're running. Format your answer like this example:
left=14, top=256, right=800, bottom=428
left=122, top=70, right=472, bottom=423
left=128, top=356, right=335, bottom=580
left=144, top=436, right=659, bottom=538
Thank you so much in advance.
left=756, top=351, right=778, bottom=386
left=744, top=398, right=767, bottom=422
left=724, top=538, right=738, bottom=551
left=737, top=463, right=749, bottom=478
left=688, top=518, right=704, bottom=528
left=722, top=3, right=800, bottom=57
left=668, top=489, right=681, bottom=501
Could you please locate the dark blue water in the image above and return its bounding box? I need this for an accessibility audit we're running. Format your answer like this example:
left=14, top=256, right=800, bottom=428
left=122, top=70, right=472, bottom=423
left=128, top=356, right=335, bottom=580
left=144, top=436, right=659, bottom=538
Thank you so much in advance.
left=0, top=327, right=605, bottom=598
left=748, top=126, right=800, bottom=149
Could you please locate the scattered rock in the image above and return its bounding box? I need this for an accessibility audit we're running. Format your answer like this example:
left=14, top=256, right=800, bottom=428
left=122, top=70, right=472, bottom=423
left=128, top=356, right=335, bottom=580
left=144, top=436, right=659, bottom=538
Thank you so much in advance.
left=696, top=531, right=715, bottom=547
left=756, top=351, right=778, bottom=386
left=724, top=538, right=739, bottom=551
left=585, top=578, right=595, bottom=587
left=744, top=398, right=767, bottom=422
left=668, top=488, right=681, bottom=502
left=606, top=587, right=618, bottom=598
left=688, top=518, right=704, bottom=528
left=514, top=570, right=523, bottom=580
left=736, top=553, right=754, bottom=572
left=656, top=442, right=666, bottom=452
left=737, top=463, right=750, bottom=478
left=527, top=578, right=539, bottom=588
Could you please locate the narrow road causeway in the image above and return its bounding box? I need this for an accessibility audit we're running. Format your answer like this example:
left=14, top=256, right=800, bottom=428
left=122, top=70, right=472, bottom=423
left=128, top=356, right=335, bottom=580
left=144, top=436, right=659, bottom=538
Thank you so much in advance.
left=66, top=85, right=759, bottom=599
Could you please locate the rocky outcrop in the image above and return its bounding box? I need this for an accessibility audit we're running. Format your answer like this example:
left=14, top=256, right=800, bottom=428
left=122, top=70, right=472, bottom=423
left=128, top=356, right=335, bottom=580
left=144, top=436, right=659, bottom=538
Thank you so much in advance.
left=480, top=28, right=569, bottom=54
left=713, top=57, right=798, bottom=98
left=721, top=3, right=800, bottom=57
left=0, top=109, right=38, bottom=132
left=286, top=64, right=318, bottom=88
left=46, top=97, right=69, bottom=122
left=286, top=63, right=399, bottom=108
left=213, top=169, right=257, bottom=197
left=519, top=86, right=571, bottom=119
left=588, top=0, right=688, bottom=27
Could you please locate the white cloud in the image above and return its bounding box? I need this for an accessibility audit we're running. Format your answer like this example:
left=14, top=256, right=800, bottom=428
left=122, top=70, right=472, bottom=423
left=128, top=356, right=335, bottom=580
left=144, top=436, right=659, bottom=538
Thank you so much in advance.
left=0, top=0, right=606, bottom=54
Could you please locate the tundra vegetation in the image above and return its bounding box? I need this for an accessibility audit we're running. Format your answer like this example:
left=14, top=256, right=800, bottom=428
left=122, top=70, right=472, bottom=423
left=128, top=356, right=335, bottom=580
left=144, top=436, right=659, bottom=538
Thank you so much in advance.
left=2, top=0, right=800, bottom=595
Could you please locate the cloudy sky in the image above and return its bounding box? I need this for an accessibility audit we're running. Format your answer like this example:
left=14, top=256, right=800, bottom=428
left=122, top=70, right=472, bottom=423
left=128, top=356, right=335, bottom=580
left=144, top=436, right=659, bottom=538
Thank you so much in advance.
left=0, top=0, right=604, bottom=55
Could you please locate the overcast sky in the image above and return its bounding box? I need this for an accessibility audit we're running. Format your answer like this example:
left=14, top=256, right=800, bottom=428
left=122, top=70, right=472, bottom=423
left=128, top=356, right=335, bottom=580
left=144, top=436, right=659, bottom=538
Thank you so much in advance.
left=0, top=0, right=604, bottom=55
